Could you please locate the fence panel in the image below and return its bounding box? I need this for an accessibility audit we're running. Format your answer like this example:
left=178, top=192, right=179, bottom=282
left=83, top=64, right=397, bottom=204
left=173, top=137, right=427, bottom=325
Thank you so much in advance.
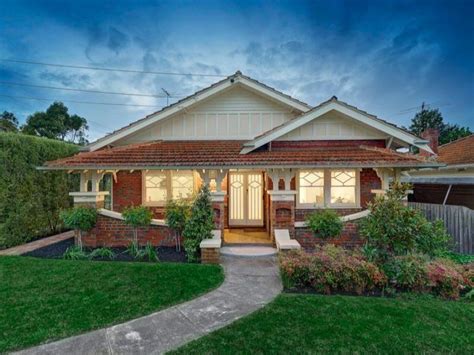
left=408, top=202, right=473, bottom=254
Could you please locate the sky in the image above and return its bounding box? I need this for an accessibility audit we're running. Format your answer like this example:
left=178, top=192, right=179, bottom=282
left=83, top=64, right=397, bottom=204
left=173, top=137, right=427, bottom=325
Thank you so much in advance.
left=0, top=0, right=473, bottom=141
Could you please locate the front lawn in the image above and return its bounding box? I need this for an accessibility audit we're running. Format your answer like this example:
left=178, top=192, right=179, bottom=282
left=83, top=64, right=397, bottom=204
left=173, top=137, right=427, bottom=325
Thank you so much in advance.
left=172, top=293, right=474, bottom=354
left=0, top=256, right=223, bottom=353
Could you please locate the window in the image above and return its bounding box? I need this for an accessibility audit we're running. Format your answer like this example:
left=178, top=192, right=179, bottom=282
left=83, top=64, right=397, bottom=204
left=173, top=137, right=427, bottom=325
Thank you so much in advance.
left=330, top=170, right=356, bottom=205
left=298, top=170, right=324, bottom=205
left=297, top=169, right=359, bottom=208
left=144, top=170, right=195, bottom=205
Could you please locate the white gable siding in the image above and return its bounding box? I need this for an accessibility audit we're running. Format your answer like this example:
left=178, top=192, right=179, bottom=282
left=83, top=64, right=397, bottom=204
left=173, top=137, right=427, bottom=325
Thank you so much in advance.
left=277, top=111, right=387, bottom=141
left=116, top=86, right=298, bottom=145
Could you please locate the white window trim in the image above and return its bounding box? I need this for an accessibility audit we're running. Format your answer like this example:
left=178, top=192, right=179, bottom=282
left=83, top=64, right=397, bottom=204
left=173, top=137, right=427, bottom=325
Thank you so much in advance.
left=296, top=168, right=360, bottom=209
left=142, top=170, right=197, bottom=207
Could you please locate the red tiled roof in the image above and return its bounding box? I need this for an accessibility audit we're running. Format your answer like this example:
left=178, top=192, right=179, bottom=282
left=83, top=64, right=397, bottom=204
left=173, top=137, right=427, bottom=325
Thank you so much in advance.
left=44, top=140, right=438, bottom=169
left=438, top=134, right=474, bottom=165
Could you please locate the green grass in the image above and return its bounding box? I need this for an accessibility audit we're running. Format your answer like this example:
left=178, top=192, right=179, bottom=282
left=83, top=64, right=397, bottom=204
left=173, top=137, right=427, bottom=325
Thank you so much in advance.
left=0, top=256, right=223, bottom=353
left=172, top=293, right=474, bottom=354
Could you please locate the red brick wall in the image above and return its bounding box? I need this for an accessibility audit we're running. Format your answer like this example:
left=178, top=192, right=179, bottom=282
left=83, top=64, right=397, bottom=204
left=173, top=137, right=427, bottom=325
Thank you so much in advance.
left=113, top=171, right=142, bottom=212
left=295, top=221, right=363, bottom=251
left=81, top=214, right=175, bottom=248
left=360, top=168, right=381, bottom=207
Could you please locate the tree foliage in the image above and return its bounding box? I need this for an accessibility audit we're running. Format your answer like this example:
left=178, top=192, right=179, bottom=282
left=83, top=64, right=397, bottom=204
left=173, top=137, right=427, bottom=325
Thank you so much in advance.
left=22, top=102, right=89, bottom=144
left=0, top=111, right=18, bottom=132
left=165, top=199, right=191, bottom=251
left=183, top=184, right=214, bottom=262
left=0, top=132, right=78, bottom=248
left=122, top=205, right=153, bottom=245
left=408, top=105, right=472, bottom=145
left=306, top=209, right=343, bottom=239
left=60, top=207, right=97, bottom=250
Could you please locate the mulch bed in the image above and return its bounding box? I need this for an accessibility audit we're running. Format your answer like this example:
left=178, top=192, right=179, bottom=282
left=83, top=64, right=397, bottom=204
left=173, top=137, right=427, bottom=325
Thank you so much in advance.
left=23, top=240, right=187, bottom=263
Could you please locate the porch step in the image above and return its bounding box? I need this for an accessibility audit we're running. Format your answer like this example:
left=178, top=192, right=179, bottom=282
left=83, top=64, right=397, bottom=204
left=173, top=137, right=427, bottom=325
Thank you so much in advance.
left=220, top=245, right=278, bottom=257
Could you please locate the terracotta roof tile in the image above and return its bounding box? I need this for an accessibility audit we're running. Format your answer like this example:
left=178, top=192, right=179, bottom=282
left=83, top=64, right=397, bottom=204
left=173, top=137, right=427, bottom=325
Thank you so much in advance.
left=438, top=134, right=474, bottom=165
left=44, top=140, right=438, bottom=169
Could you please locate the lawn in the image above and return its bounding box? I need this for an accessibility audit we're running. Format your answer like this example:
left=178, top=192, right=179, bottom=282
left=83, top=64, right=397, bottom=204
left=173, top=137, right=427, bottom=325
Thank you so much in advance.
left=0, top=256, right=223, bottom=353
left=172, top=293, right=474, bottom=354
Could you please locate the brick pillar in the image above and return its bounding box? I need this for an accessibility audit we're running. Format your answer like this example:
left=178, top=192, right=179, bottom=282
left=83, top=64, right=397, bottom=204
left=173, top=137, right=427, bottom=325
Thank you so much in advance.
left=210, top=192, right=225, bottom=234
left=267, top=190, right=296, bottom=243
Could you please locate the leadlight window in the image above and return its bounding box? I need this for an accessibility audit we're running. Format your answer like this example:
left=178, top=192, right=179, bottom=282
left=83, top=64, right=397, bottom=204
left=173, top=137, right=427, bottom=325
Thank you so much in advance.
left=144, top=171, right=195, bottom=205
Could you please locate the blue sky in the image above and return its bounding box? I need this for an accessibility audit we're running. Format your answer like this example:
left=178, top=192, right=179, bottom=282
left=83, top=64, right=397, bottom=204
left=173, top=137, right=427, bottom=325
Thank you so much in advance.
left=0, top=0, right=473, bottom=141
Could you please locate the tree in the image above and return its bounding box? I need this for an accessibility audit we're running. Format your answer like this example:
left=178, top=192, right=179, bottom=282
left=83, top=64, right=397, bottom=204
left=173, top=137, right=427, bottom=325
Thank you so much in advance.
left=165, top=199, right=191, bottom=251
left=22, top=102, right=89, bottom=144
left=0, top=111, right=19, bottom=132
left=60, top=207, right=97, bottom=250
left=408, top=103, right=471, bottom=145
left=182, top=185, right=214, bottom=262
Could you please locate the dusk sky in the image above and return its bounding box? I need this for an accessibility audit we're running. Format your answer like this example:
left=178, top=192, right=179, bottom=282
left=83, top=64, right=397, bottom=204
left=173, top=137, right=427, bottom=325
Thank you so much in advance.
left=0, top=0, right=473, bottom=141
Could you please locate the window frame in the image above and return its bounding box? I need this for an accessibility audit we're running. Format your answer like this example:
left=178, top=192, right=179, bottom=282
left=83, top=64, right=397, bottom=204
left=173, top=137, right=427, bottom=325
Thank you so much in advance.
left=142, top=170, right=197, bottom=206
left=296, top=168, right=360, bottom=209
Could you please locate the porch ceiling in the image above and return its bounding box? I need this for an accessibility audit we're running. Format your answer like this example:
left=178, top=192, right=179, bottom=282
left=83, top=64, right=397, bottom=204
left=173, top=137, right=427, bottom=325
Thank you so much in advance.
left=41, top=140, right=443, bottom=170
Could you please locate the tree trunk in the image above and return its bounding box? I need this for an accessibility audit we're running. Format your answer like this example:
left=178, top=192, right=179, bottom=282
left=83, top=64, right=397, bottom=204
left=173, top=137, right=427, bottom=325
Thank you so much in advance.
left=77, top=230, right=83, bottom=251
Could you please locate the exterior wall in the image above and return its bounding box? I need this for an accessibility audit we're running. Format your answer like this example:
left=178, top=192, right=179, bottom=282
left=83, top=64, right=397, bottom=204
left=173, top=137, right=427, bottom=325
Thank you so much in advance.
left=277, top=111, right=386, bottom=141
left=116, top=86, right=298, bottom=145
left=81, top=214, right=175, bottom=248
left=295, top=222, right=362, bottom=251
left=113, top=171, right=142, bottom=212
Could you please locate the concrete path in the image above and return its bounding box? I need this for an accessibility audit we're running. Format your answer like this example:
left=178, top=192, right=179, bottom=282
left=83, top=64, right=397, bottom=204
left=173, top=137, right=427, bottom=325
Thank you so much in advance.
left=17, top=255, right=282, bottom=355
left=0, top=231, right=74, bottom=256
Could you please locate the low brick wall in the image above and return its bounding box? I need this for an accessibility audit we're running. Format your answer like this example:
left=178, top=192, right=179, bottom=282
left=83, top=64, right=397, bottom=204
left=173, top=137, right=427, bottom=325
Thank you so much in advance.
left=201, top=248, right=220, bottom=264
left=295, top=221, right=363, bottom=251
left=81, top=214, right=175, bottom=248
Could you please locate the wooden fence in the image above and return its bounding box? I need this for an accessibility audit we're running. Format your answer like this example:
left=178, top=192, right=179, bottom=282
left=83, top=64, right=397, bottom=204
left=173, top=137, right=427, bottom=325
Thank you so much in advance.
left=408, top=202, right=473, bottom=254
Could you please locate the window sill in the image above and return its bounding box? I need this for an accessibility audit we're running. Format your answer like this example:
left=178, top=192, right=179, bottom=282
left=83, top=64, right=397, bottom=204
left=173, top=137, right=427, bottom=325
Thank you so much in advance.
left=296, top=205, right=361, bottom=210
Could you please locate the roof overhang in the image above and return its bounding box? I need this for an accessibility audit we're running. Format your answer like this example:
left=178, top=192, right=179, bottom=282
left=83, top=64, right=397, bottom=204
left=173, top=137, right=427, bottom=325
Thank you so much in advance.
left=240, top=99, right=435, bottom=155
left=86, top=72, right=311, bottom=152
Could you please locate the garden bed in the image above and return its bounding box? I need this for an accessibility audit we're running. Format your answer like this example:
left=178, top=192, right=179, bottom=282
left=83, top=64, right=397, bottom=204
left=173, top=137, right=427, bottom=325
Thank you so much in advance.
left=23, top=239, right=187, bottom=263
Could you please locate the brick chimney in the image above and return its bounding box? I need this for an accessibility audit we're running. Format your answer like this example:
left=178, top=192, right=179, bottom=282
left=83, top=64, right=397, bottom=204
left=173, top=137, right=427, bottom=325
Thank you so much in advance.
left=420, top=128, right=439, bottom=156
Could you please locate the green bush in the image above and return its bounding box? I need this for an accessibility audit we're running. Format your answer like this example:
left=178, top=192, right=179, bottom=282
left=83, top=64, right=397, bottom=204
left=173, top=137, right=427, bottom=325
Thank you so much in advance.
left=383, top=254, right=429, bottom=292
left=63, top=245, right=88, bottom=260
left=359, top=183, right=450, bottom=260
left=165, top=199, right=191, bottom=251
left=122, top=205, right=152, bottom=245
left=437, top=251, right=474, bottom=265
left=305, top=209, right=343, bottom=238
left=0, top=132, right=78, bottom=249
left=88, top=247, right=115, bottom=260
left=126, top=241, right=159, bottom=262
left=183, top=185, right=214, bottom=262
left=60, top=207, right=97, bottom=249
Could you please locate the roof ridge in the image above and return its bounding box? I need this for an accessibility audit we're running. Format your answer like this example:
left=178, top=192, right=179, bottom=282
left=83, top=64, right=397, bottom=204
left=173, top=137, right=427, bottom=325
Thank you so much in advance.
left=359, top=145, right=427, bottom=162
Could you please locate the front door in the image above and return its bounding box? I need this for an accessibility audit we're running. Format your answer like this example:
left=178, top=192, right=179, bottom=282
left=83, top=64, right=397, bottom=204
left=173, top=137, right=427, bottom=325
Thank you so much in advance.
left=229, top=172, right=264, bottom=227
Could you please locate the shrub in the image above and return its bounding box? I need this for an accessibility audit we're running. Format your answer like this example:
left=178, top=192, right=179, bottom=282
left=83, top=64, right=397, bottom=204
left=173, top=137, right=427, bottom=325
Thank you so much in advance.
left=63, top=245, right=88, bottom=260
left=305, top=210, right=343, bottom=239
left=122, top=206, right=152, bottom=246
left=183, top=185, right=214, bottom=262
left=0, top=133, right=78, bottom=249
left=143, top=242, right=159, bottom=262
left=437, top=251, right=474, bottom=265
left=279, top=245, right=387, bottom=295
left=165, top=199, right=191, bottom=251
left=359, top=182, right=449, bottom=260
left=126, top=241, right=159, bottom=262
left=426, top=259, right=467, bottom=300
left=383, top=254, right=429, bottom=292
left=88, top=247, right=115, bottom=260
left=60, top=207, right=97, bottom=250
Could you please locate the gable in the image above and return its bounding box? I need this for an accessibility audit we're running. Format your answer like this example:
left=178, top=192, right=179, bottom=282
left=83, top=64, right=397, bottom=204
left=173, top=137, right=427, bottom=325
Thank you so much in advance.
left=87, top=71, right=310, bottom=151
left=115, top=86, right=300, bottom=144
left=277, top=111, right=386, bottom=141
left=241, top=97, right=434, bottom=154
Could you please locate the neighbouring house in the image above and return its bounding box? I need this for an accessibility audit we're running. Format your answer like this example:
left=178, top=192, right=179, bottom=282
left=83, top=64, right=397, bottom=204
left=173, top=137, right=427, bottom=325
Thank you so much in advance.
left=405, top=133, right=474, bottom=209
left=41, top=71, right=441, bottom=253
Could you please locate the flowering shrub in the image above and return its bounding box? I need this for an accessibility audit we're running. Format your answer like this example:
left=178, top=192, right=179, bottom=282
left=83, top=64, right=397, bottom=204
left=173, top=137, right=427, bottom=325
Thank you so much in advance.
left=279, top=245, right=386, bottom=295
left=426, top=259, right=469, bottom=300
left=383, top=254, right=429, bottom=292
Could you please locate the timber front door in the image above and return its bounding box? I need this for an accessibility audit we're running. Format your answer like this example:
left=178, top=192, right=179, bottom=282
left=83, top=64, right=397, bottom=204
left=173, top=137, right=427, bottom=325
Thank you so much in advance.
left=229, top=171, right=264, bottom=227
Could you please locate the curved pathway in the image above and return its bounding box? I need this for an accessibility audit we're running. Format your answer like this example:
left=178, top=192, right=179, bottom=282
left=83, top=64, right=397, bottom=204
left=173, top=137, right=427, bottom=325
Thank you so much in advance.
left=17, top=255, right=282, bottom=355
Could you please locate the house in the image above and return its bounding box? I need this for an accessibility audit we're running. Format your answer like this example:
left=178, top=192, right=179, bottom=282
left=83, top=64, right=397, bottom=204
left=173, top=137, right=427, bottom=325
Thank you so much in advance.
left=41, top=71, right=441, bottom=256
left=406, top=133, right=474, bottom=209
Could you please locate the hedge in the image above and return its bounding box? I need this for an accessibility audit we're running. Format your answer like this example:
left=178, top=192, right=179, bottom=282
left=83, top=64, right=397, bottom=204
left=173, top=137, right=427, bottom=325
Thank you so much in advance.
left=0, top=133, right=78, bottom=249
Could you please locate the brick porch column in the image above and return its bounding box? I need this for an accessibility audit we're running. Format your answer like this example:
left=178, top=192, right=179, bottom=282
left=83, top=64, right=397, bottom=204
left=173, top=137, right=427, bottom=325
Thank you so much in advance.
left=210, top=192, right=226, bottom=234
left=267, top=190, right=297, bottom=243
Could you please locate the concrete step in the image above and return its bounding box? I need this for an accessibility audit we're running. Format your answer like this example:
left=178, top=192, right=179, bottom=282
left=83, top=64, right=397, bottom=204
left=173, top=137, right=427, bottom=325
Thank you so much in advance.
left=220, top=245, right=278, bottom=257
